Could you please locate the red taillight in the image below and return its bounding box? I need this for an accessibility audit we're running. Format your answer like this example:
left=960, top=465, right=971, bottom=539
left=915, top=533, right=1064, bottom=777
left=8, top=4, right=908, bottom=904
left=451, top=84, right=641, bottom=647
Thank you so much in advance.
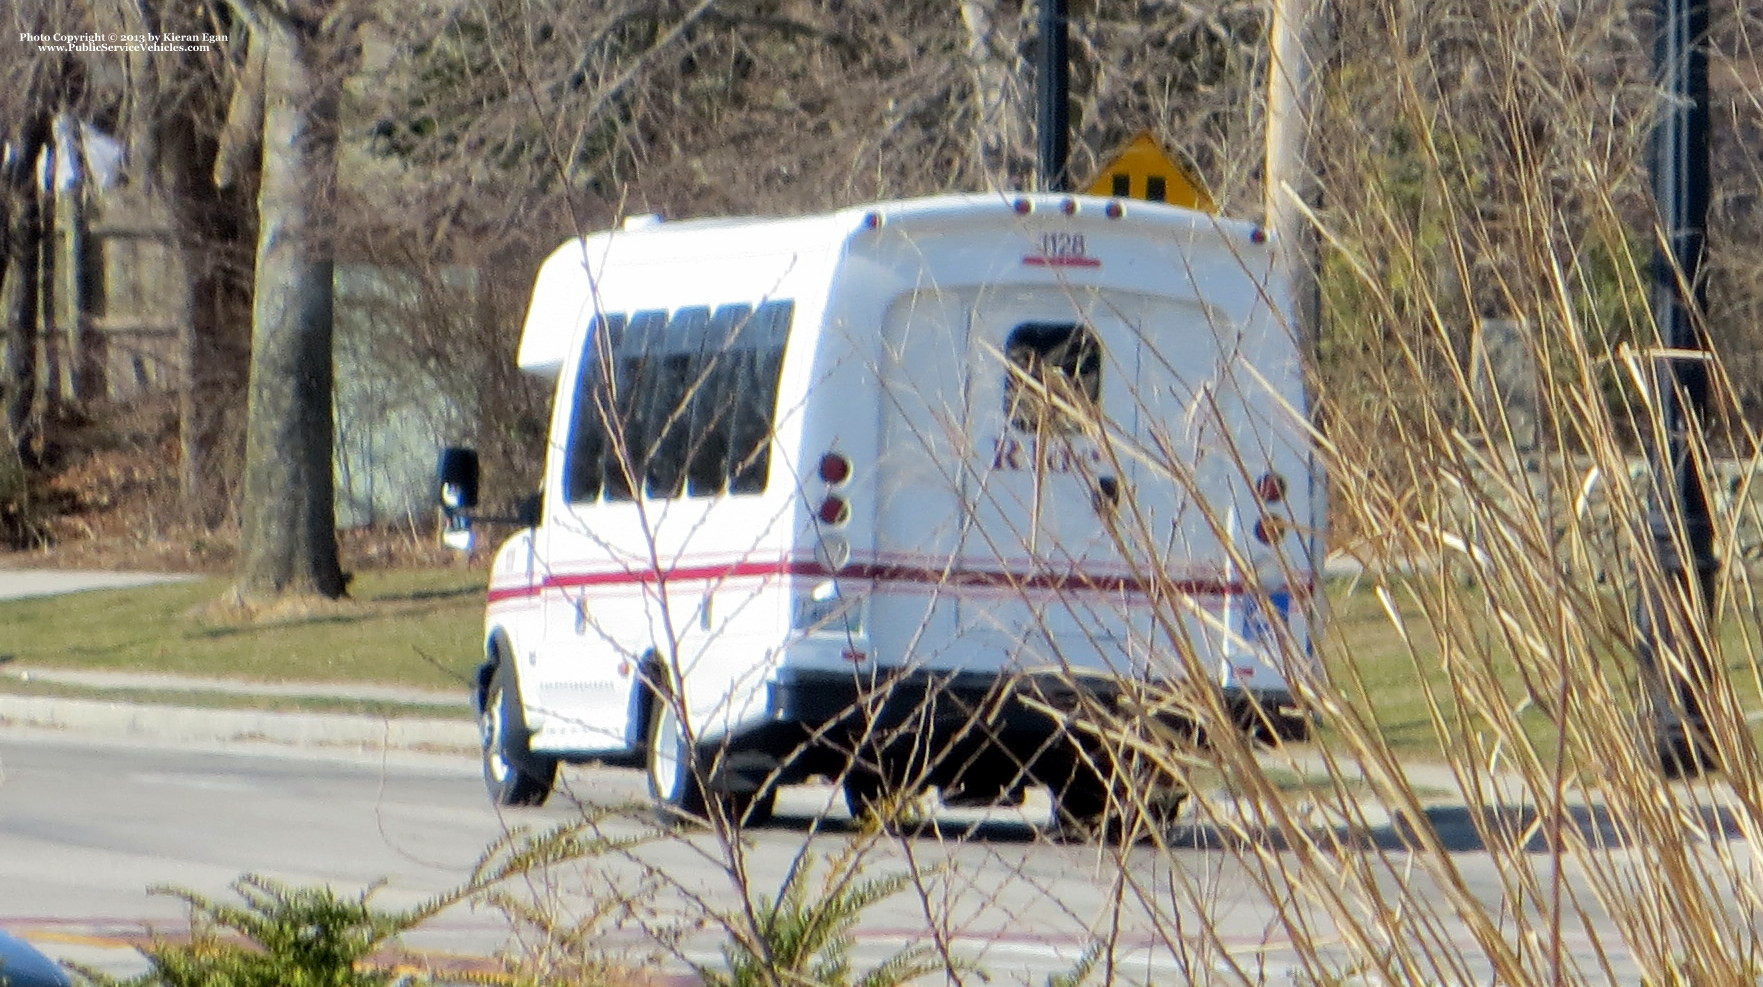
left=1253, top=516, right=1288, bottom=544
left=818, top=452, right=852, bottom=485
left=817, top=496, right=850, bottom=526
left=1254, top=472, right=1287, bottom=504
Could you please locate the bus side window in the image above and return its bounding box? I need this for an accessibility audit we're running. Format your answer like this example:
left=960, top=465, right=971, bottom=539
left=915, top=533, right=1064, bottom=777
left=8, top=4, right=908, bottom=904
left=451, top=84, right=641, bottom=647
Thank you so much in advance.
left=686, top=303, right=752, bottom=497
left=563, top=312, right=625, bottom=502
left=604, top=309, right=665, bottom=500
left=644, top=306, right=709, bottom=499
left=1004, top=322, right=1101, bottom=434
left=729, top=300, right=793, bottom=494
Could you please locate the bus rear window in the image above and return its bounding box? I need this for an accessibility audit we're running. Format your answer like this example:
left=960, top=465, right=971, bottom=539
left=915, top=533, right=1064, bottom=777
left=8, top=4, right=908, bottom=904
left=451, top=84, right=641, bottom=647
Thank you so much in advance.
left=1004, top=322, right=1101, bottom=434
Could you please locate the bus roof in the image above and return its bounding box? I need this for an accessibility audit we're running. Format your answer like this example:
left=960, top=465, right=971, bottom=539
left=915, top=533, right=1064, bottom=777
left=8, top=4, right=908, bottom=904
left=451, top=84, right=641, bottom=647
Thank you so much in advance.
left=516, top=193, right=1273, bottom=377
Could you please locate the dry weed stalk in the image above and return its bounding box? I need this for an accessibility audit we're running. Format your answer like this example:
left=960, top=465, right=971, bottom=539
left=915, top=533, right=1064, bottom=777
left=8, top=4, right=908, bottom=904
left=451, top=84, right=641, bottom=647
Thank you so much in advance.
left=443, top=2, right=1763, bottom=985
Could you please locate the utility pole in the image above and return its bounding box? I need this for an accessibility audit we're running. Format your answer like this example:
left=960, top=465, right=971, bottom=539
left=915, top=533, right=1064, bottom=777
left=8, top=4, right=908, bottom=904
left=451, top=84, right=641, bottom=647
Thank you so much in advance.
left=1636, top=0, right=1718, bottom=776
left=1037, top=0, right=1071, bottom=192
left=1269, top=0, right=1325, bottom=357
left=1264, top=0, right=1323, bottom=356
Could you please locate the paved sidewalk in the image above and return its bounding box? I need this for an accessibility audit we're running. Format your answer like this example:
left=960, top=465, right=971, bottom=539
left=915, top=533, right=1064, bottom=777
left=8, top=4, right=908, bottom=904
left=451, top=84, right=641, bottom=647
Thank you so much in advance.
left=0, top=667, right=475, bottom=756
left=0, top=568, right=198, bottom=599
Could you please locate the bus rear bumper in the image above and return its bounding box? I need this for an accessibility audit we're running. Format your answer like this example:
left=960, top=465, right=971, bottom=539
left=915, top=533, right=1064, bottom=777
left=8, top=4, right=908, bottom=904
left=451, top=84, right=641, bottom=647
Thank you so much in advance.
left=717, top=668, right=1307, bottom=795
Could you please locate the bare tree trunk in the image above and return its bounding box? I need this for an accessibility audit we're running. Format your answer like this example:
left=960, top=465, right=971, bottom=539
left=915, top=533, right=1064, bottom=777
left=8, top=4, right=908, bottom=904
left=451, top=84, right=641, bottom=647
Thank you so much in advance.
left=2, top=114, right=50, bottom=459
left=234, top=10, right=346, bottom=602
left=38, top=140, right=56, bottom=412
left=99, top=1, right=257, bottom=529
left=158, top=116, right=254, bottom=530
left=54, top=115, right=86, bottom=405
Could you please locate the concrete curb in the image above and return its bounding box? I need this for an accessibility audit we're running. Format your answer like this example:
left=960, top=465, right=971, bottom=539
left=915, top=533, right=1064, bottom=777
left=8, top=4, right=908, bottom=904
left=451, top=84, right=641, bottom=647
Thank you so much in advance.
left=0, top=694, right=477, bottom=754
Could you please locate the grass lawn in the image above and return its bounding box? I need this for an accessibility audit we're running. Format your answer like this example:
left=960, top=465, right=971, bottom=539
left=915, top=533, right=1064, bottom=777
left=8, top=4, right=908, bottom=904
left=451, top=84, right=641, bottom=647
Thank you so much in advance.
left=1318, top=567, right=1763, bottom=766
left=5, top=561, right=1761, bottom=765
left=0, top=567, right=486, bottom=691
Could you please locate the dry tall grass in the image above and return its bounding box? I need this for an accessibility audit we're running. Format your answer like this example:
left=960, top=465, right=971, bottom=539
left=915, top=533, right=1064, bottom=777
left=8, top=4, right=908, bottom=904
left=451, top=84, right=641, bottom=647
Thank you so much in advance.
left=443, top=2, right=1763, bottom=985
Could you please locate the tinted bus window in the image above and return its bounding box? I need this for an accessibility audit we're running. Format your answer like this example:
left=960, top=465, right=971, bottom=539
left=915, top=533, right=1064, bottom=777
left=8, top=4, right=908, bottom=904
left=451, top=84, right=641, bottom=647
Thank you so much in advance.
left=1004, top=322, right=1101, bottom=435
left=563, top=312, right=625, bottom=502
left=729, top=300, right=793, bottom=494
left=685, top=303, right=753, bottom=497
left=644, top=306, right=709, bottom=499
left=604, top=309, right=665, bottom=500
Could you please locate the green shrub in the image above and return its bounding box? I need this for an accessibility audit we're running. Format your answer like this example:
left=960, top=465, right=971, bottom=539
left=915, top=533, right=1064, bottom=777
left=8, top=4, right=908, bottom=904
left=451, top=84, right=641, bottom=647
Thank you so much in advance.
left=707, top=853, right=940, bottom=987
left=75, top=875, right=447, bottom=987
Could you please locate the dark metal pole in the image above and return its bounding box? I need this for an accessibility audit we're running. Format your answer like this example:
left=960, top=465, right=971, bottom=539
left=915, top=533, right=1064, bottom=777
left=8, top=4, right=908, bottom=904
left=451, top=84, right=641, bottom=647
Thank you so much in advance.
left=1637, top=0, right=1718, bottom=776
left=1037, top=0, right=1071, bottom=192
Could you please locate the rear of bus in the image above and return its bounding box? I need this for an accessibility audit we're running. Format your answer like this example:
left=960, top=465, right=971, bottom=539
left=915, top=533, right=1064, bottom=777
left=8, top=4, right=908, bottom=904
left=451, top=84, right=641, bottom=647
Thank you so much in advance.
left=780, top=193, right=1320, bottom=750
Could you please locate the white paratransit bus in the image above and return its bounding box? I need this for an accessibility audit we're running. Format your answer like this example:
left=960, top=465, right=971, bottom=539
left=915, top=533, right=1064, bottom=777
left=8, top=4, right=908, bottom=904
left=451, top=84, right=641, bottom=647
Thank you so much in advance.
left=438, top=191, right=1323, bottom=831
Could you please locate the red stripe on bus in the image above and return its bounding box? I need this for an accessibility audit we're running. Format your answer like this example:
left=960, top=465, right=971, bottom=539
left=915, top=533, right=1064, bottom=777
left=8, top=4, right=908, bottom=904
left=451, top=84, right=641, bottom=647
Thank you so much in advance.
left=1022, top=255, right=1102, bottom=268
left=486, top=560, right=1285, bottom=603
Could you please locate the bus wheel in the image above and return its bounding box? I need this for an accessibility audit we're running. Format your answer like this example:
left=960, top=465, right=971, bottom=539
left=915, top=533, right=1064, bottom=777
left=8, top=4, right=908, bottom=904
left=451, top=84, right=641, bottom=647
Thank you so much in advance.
left=843, top=767, right=931, bottom=832
left=481, top=660, right=557, bottom=807
left=842, top=767, right=887, bottom=821
left=1050, top=757, right=1186, bottom=844
left=645, top=697, right=770, bottom=827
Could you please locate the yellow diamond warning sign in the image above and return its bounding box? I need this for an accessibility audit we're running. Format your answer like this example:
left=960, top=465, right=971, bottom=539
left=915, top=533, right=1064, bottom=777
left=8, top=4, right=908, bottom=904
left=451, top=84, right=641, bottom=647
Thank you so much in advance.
left=1085, top=131, right=1216, bottom=213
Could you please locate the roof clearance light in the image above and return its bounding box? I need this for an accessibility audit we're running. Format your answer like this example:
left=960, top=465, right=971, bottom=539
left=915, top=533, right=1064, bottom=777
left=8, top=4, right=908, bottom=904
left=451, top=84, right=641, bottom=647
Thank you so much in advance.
left=1250, top=227, right=1269, bottom=244
left=1104, top=201, right=1124, bottom=220
left=861, top=211, right=882, bottom=230
left=817, top=495, right=850, bottom=526
left=818, top=452, right=852, bottom=485
left=1061, top=198, right=1077, bottom=215
left=1254, top=472, right=1288, bottom=503
left=1013, top=198, right=1033, bottom=215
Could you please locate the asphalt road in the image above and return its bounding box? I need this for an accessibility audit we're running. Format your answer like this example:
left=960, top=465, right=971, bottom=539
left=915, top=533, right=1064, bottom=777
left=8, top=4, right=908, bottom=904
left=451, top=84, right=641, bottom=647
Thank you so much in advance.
left=0, top=728, right=1674, bottom=984
left=0, top=569, right=1700, bottom=984
left=3, top=730, right=1206, bottom=980
left=0, top=732, right=504, bottom=974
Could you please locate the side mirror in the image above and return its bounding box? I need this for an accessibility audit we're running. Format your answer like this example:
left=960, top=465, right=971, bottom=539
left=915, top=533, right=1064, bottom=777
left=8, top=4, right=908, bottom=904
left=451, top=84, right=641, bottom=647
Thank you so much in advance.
left=437, top=447, right=480, bottom=511
left=436, top=447, right=534, bottom=552
left=438, top=447, right=479, bottom=553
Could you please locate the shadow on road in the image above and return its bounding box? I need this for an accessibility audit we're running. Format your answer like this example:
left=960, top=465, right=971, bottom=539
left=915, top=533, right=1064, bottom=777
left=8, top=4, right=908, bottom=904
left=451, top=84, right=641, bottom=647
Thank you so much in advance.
left=765, top=799, right=1753, bottom=855
left=1169, top=800, right=1750, bottom=855
left=547, top=775, right=1752, bottom=856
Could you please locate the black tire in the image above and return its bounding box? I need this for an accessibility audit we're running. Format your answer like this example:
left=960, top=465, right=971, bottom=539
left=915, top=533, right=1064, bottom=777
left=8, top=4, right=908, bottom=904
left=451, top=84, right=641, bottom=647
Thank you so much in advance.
left=481, top=659, right=558, bottom=807
left=1268, top=711, right=1314, bottom=744
left=1050, top=754, right=1186, bottom=844
left=1652, top=721, right=1718, bottom=780
left=842, top=765, right=933, bottom=833
left=1241, top=703, right=1314, bottom=745
left=841, top=766, right=888, bottom=820
left=645, top=695, right=772, bottom=827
